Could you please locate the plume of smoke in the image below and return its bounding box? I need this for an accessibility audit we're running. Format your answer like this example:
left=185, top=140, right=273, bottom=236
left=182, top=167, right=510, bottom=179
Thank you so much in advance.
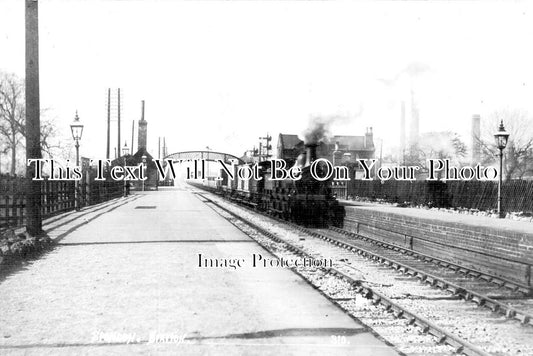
left=302, top=116, right=333, bottom=144
left=377, top=61, right=431, bottom=87
left=403, top=62, right=431, bottom=77
left=301, top=108, right=363, bottom=144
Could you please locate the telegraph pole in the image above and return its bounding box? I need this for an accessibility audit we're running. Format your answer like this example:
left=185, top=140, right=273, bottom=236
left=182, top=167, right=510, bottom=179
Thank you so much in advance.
left=25, top=0, right=43, bottom=236
left=117, top=88, right=121, bottom=158
left=106, top=88, right=110, bottom=159
left=131, top=120, right=135, bottom=154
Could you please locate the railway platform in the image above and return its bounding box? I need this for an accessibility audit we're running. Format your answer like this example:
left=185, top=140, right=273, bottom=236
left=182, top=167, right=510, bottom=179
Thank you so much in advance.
left=340, top=200, right=533, bottom=288
left=0, top=188, right=399, bottom=355
left=340, top=200, right=533, bottom=234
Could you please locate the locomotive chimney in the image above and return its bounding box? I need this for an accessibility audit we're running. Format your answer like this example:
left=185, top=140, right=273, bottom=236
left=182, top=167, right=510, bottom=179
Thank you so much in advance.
left=304, top=143, right=318, bottom=167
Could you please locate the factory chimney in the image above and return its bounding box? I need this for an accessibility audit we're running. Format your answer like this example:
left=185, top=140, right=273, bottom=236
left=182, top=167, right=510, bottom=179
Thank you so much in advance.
left=400, top=101, right=406, bottom=162
left=137, top=100, right=147, bottom=151
left=471, top=114, right=481, bottom=164
left=409, top=90, right=419, bottom=149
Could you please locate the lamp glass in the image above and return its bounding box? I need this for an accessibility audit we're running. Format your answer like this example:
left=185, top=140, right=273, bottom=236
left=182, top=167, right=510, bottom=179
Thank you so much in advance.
left=496, top=134, right=509, bottom=150
left=494, top=121, right=510, bottom=150
left=494, top=120, right=509, bottom=150
left=70, top=113, right=84, bottom=141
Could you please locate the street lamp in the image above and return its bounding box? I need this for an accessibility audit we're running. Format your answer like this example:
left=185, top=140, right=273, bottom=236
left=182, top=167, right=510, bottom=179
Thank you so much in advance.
left=494, top=120, right=510, bottom=218
left=70, top=111, right=84, bottom=210
left=122, top=142, right=129, bottom=197
left=142, top=154, right=147, bottom=191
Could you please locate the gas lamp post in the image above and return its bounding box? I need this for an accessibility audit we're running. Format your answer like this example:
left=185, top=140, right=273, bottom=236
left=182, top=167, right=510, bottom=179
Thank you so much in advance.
left=142, top=154, right=147, bottom=191
left=494, top=120, right=510, bottom=218
left=122, top=142, right=129, bottom=197
left=70, top=111, right=84, bottom=210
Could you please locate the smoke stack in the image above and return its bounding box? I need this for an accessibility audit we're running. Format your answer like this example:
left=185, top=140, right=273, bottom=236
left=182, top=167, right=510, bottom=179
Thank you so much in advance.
left=304, top=143, right=318, bottom=167
left=400, top=101, right=406, bottom=159
left=409, top=90, right=419, bottom=148
left=137, top=100, right=147, bottom=151
left=471, top=114, right=481, bottom=164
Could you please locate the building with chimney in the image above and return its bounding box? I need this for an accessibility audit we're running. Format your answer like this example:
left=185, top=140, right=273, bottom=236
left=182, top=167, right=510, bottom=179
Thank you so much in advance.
left=111, top=100, right=158, bottom=190
left=277, top=129, right=375, bottom=166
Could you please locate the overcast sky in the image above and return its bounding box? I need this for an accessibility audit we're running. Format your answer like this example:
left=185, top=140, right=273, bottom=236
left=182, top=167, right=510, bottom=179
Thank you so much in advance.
left=1, top=0, right=533, bottom=160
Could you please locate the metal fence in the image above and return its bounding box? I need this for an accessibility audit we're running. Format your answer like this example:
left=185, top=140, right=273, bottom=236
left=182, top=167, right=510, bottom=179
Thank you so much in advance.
left=0, top=174, right=124, bottom=231
left=345, top=179, right=533, bottom=213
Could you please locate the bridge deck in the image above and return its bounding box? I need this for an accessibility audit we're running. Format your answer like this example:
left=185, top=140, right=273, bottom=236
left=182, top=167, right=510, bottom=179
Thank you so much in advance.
left=0, top=187, right=398, bottom=355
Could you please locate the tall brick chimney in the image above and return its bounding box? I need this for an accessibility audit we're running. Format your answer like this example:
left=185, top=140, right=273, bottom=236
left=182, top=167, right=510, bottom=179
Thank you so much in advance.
left=400, top=101, right=406, bottom=161
left=409, top=90, right=419, bottom=148
left=137, top=100, right=147, bottom=151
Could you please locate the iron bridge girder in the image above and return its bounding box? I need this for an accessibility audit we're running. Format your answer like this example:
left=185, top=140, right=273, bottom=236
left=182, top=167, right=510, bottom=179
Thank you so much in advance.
left=163, top=151, right=244, bottom=165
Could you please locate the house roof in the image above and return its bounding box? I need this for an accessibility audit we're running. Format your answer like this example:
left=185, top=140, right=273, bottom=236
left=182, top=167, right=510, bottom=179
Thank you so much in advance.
left=132, top=147, right=154, bottom=161
left=278, top=134, right=303, bottom=149
left=111, top=147, right=156, bottom=167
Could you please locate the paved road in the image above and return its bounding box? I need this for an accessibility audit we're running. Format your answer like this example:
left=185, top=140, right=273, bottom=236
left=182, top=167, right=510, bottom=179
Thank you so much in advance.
left=0, top=188, right=399, bottom=355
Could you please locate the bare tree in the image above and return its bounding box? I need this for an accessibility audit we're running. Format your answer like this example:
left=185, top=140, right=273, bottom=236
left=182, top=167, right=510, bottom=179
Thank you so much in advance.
left=22, top=108, right=61, bottom=158
left=405, top=131, right=467, bottom=173
left=478, top=108, right=533, bottom=180
left=0, top=72, right=25, bottom=175
left=0, top=72, right=61, bottom=175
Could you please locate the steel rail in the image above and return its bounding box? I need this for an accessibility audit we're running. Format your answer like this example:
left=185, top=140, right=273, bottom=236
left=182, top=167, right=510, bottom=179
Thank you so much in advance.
left=292, top=224, right=533, bottom=326
left=198, top=192, right=493, bottom=356
left=335, top=220, right=531, bottom=294
left=193, top=184, right=533, bottom=326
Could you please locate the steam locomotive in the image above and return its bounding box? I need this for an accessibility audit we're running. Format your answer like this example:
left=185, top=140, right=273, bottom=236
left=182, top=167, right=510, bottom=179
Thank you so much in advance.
left=195, top=143, right=345, bottom=228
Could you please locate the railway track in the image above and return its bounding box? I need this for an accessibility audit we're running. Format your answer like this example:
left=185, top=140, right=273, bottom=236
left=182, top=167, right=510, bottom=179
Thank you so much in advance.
left=315, top=226, right=533, bottom=323
left=195, top=193, right=468, bottom=355
left=192, top=187, right=533, bottom=356
left=210, top=185, right=533, bottom=325
left=334, top=221, right=531, bottom=295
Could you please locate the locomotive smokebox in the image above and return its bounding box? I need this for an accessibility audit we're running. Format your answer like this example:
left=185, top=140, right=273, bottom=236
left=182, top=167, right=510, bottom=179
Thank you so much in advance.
left=304, top=143, right=318, bottom=167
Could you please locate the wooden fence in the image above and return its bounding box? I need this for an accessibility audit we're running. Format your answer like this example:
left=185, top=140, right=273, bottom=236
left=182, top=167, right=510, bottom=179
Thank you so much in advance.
left=345, top=179, right=533, bottom=213
left=0, top=174, right=124, bottom=231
